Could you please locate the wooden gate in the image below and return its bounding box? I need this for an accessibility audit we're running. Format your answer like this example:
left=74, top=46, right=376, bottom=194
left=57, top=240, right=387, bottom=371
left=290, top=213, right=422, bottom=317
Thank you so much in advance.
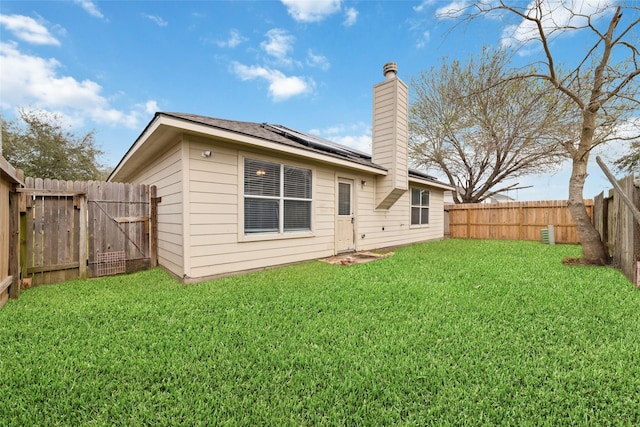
left=19, top=178, right=157, bottom=286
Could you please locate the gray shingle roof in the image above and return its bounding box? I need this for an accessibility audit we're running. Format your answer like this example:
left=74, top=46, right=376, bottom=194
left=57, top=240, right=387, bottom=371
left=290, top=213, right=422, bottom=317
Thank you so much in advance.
left=159, top=112, right=446, bottom=185
left=161, top=112, right=384, bottom=170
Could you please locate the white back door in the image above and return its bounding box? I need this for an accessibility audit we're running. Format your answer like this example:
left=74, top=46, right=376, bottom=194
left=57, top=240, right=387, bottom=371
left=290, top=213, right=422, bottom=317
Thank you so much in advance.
left=336, top=179, right=355, bottom=253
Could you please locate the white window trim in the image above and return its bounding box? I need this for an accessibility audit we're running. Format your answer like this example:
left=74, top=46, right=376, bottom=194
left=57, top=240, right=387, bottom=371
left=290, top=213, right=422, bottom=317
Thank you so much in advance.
left=410, top=187, right=430, bottom=228
left=238, top=153, right=315, bottom=242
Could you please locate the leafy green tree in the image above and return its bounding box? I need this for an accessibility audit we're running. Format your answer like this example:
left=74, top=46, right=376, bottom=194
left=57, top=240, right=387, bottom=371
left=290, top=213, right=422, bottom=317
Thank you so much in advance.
left=615, top=140, right=640, bottom=174
left=1, top=109, right=106, bottom=180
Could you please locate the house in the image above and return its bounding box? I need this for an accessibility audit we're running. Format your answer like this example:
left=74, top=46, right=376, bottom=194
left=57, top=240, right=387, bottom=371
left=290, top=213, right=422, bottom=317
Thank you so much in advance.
left=444, top=188, right=516, bottom=204
left=483, top=193, right=516, bottom=204
left=109, top=63, right=453, bottom=282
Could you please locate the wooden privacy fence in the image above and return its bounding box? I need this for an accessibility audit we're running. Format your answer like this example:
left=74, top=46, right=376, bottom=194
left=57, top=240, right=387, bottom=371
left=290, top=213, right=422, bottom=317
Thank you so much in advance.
left=446, top=200, right=592, bottom=244
left=593, top=174, right=639, bottom=286
left=18, top=178, right=158, bottom=287
left=1, top=157, right=23, bottom=309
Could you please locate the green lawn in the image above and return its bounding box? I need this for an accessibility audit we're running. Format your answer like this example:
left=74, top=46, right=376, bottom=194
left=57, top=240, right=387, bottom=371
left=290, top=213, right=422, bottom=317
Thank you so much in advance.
left=1, top=239, right=639, bottom=426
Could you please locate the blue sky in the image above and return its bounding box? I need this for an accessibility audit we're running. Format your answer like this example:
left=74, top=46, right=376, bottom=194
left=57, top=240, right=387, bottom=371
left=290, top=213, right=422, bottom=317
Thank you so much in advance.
left=0, top=0, right=633, bottom=200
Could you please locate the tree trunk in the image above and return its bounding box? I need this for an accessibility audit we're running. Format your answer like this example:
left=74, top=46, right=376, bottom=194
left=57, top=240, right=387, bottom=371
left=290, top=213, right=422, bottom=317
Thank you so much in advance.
left=567, top=155, right=608, bottom=264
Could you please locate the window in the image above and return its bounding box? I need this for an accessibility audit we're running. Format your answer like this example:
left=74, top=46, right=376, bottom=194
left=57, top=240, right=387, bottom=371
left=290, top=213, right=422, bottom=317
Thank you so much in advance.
left=411, top=188, right=429, bottom=225
left=244, top=158, right=312, bottom=234
left=338, top=182, right=351, bottom=216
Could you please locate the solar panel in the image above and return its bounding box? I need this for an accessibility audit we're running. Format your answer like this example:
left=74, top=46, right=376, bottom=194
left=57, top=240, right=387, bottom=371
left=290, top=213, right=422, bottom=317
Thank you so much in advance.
left=264, top=124, right=371, bottom=160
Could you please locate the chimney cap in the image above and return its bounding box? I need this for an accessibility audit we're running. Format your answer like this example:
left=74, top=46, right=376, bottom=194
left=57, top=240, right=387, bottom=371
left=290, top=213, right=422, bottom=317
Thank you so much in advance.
left=383, top=62, right=397, bottom=79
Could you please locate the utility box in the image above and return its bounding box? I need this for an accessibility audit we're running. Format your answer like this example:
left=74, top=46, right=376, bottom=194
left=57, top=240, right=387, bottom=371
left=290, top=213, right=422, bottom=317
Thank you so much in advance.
left=540, top=225, right=555, bottom=245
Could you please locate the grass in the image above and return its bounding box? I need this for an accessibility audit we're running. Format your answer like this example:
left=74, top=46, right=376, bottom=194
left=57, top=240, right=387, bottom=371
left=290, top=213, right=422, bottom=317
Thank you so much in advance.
left=1, top=239, right=639, bottom=426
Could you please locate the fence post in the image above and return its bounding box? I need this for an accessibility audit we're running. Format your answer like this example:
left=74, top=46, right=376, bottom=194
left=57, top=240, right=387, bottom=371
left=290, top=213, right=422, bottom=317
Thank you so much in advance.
left=518, top=206, right=524, bottom=240
left=19, top=191, right=28, bottom=289
left=149, top=186, right=158, bottom=268
left=8, top=178, right=21, bottom=299
left=78, top=194, right=88, bottom=280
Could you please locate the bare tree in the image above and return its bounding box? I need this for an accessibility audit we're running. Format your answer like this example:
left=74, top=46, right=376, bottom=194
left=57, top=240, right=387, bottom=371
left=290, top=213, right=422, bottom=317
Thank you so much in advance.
left=409, top=48, right=571, bottom=203
left=446, top=1, right=640, bottom=264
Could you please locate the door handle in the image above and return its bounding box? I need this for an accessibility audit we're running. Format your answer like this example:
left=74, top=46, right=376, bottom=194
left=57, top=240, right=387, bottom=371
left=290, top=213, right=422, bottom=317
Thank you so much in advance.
left=351, top=217, right=355, bottom=224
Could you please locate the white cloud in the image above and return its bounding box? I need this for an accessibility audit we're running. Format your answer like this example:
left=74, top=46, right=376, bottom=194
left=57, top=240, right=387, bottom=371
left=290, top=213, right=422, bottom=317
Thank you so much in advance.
left=142, top=100, right=159, bottom=115
left=0, top=14, right=60, bottom=46
left=343, top=7, right=358, bottom=26
left=94, top=100, right=159, bottom=129
left=310, top=122, right=372, bottom=154
left=231, top=62, right=314, bottom=101
left=331, top=134, right=372, bottom=154
left=416, top=31, right=431, bottom=48
left=260, top=28, right=301, bottom=67
left=306, top=50, right=330, bottom=70
left=281, top=0, right=342, bottom=23
left=73, top=0, right=105, bottom=19
left=216, top=29, right=247, bottom=48
left=414, top=0, right=436, bottom=13
left=0, top=42, right=97, bottom=109
left=435, top=0, right=471, bottom=18
left=143, top=14, right=168, bottom=27
left=0, top=41, right=154, bottom=129
left=500, top=0, right=614, bottom=49
left=261, top=28, right=295, bottom=61
left=414, top=2, right=427, bottom=13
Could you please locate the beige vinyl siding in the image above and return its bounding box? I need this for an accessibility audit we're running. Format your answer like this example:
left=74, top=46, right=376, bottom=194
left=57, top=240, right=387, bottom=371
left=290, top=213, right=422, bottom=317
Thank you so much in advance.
left=185, top=136, right=336, bottom=279
left=393, top=81, right=409, bottom=189
left=356, top=178, right=445, bottom=251
left=372, top=80, right=408, bottom=188
left=372, top=84, right=395, bottom=202
left=183, top=133, right=445, bottom=280
left=190, top=240, right=331, bottom=272
left=372, top=76, right=409, bottom=209
left=123, top=141, right=184, bottom=277
left=314, top=168, right=336, bottom=235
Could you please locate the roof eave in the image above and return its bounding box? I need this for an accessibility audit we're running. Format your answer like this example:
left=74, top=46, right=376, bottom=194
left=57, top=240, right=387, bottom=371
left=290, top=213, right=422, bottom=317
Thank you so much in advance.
left=108, top=113, right=164, bottom=182
left=408, top=175, right=454, bottom=191
left=110, top=114, right=388, bottom=182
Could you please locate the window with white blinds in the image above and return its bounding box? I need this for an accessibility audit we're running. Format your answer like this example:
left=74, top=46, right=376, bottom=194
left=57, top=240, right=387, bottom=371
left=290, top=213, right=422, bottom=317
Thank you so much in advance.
left=244, top=158, right=312, bottom=234
left=411, top=187, right=429, bottom=226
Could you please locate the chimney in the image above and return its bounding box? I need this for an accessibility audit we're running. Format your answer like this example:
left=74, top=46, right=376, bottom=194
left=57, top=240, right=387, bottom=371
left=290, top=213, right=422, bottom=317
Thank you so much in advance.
left=372, top=62, right=408, bottom=209
left=383, top=62, right=397, bottom=79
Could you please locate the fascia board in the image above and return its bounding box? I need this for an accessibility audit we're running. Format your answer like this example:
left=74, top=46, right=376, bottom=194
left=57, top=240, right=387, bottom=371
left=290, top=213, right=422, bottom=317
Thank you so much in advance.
left=408, top=176, right=454, bottom=191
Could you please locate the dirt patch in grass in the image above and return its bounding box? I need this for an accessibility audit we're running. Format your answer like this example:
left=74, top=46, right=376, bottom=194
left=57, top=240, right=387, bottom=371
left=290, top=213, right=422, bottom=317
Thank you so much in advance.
left=320, top=251, right=394, bottom=266
left=562, top=257, right=609, bottom=266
